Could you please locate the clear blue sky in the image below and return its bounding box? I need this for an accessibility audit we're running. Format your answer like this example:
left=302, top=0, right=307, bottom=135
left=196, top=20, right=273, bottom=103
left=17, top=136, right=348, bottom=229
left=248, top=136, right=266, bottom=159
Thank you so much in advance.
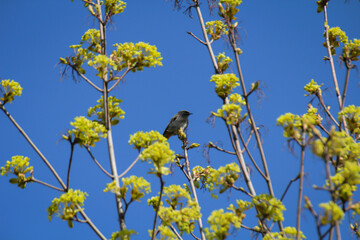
left=1, top=0, right=360, bottom=239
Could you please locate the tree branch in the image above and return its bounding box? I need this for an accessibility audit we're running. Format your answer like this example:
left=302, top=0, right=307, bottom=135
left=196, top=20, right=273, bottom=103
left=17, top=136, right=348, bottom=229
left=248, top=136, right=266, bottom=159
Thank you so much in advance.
left=69, top=65, right=103, bottom=92
left=237, top=127, right=267, bottom=179
left=108, top=67, right=133, bottom=92
left=208, top=141, right=236, bottom=155
left=78, top=206, right=107, bottom=240
left=187, top=31, right=206, bottom=45
left=118, top=154, right=141, bottom=179
left=66, top=142, right=75, bottom=190
left=316, top=92, right=339, bottom=128
left=151, top=176, right=165, bottom=240
left=323, top=6, right=348, bottom=135
left=85, top=146, right=113, bottom=178
left=183, top=139, right=206, bottom=240
left=169, top=224, right=184, bottom=240
left=0, top=104, right=66, bottom=190
left=31, top=177, right=65, bottom=192
left=96, top=0, right=126, bottom=230
left=296, top=132, right=306, bottom=240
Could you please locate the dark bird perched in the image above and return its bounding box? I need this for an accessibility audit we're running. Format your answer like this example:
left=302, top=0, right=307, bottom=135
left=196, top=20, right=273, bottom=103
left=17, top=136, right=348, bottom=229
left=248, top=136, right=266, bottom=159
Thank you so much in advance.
left=163, top=110, right=192, bottom=139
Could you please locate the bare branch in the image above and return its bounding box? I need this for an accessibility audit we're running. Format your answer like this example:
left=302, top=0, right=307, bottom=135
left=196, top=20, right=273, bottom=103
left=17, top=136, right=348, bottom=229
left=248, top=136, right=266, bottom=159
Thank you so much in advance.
left=183, top=139, right=206, bottom=240
left=169, top=224, right=184, bottom=240
left=31, top=177, right=65, bottom=192
left=0, top=104, right=66, bottom=190
left=232, top=184, right=254, bottom=198
left=108, top=67, right=134, bottom=92
left=237, top=127, right=267, bottom=179
left=86, top=146, right=113, bottom=178
left=208, top=141, right=236, bottom=155
left=66, top=142, right=75, bottom=190
left=118, top=154, right=141, bottom=179
left=69, top=65, right=103, bottom=92
left=151, top=176, right=165, bottom=240
left=78, top=206, right=107, bottom=240
left=296, top=132, right=306, bottom=240
left=187, top=31, right=206, bottom=45
left=280, top=175, right=300, bottom=201
left=316, top=92, right=339, bottom=128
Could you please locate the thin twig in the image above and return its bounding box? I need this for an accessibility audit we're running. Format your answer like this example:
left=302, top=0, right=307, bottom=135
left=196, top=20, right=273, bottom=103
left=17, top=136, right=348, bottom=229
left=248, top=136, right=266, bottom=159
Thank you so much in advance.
left=0, top=104, right=66, bottom=190
left=108, top=67, right=133, bottom=92
left=151, top=176, right=165, bottom=240
left=69, top=65, right=103, bottom=92
left=86, top=146, right=113, bottom=178
left=304, top=196, right=322, bottom=239
left=296, top=131, right=306, bottom=240
left=78, top=206, right=107, bottom=240
left=169, top=224, right=184, bottom=240
left=280, top=175, right=300, bottom=201
left=323, top=7, right=343, bottom=110
left=66, top=142, right=75, bottom=190
left=118, top=154, right=141, bottom=179
left=237, top=127, right=267, bottom=179
left=316, top=92, right=339, bottom=128
left=323, top=5, right=348, bottom=136
left=241, top=224, right=266, bottom=234
left=193, top=3, right=219, bottom=74
left=187, top=31, right=206, bottom=45
left=318, top=123, right=330, bottom=136
left=341, top=65, right=352, bottom=110
left=190, top=232, right=201, bottom=240
left=232, top=185, right=254, bottom=198
left=208, top=142, right=236, bottom=155
left=31, top=177, right=65, bottom=192
left=183, top=139, right=206, bottom=240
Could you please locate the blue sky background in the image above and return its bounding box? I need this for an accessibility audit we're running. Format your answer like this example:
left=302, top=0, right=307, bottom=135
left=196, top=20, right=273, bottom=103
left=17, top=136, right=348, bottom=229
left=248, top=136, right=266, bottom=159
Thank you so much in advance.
left=1, top=0, right=360, bottom=239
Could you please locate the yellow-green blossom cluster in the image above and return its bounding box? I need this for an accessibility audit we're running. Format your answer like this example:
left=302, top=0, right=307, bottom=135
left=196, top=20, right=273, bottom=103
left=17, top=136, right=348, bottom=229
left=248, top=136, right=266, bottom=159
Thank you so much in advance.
left=219, top=0, right=242, bottom=21
left=0, top=79, right=23, bottom=104
left=47, top=189, right=88, bottom=228
left=88, top=96, right=125, bottom=126
left=343, top=39, right=360, bottom=61
left=206, top=21, right=229, bottom=41
left=192, top=162, right=240, bottom=198
left=213, top=93, right=246, bottom=125
left=277, top=106, right=321, bottom=140
left=316, top=0, right=330, bottom=13
left=104, top=0, right=126, bottom=16
left=304, top=79, right=323, bottom=96
left=311, top=129, right=360, bottom=163
left=104, top=176, right=151, bottom=202
left=141, top=142, right=175, bottom=176
left=129, top=131, right=167, bottom=150
left=324, top=27, right=348, bottom=55
left=0, top=155, right=33, bottom=189
left=205, top=200, right=250, bottom=240
left=88, top=54, right=115, bottom=79
left=210, top=74, right=240, bottom=99
left=147, top=185, right=201, bottom=236
left=216, top=52, right=232, bottom=73
left=330, top=161, right=360, bottom=202
left=110, top=229, right=137, bottom=240
left=63, top=116, right=107, bottom=147
left=263, top=227, right=306, bottom=240
left=111, top=42, right=163, bottom=72
left=338, top=105, right=360, bottom=135
left=252, top=194, right=286, bottom=222
left=319, top=201, right=344, bottom=225
left=80, top=29, right=101, bottom=53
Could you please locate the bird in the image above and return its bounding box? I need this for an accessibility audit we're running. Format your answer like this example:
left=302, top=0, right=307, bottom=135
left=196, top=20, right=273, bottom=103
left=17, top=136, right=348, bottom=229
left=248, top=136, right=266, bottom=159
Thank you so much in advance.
left=163, top=110, right=192, bottom=139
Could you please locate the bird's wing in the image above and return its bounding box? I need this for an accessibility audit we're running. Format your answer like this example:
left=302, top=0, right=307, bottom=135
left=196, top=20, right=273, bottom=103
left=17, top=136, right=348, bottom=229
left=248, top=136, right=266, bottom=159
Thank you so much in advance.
left=163, top=114, right=178, bottom=135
